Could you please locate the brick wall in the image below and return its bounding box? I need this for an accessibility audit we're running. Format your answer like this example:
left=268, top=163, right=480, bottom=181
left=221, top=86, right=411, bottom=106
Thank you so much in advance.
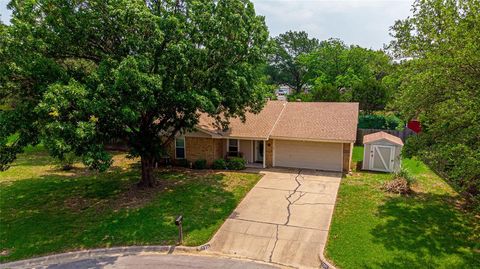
left=185, top=137, right=216, bottom=165
left=165, top=137, right=223, bottom=166
left=213, top=139, right=225, bottom=160
left=265, top=139, right=273, bottom=167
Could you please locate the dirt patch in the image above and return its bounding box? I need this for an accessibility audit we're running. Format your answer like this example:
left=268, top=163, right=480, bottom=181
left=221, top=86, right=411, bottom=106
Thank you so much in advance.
left=0, top=249, right=10, bottom=257
left=163, top=166, right=218, bottom=176
left=112, top=181, right=171, bottom=210
left=63, top=168, right=240, bottom=213
left=64, top=181, right=171, bottom=213
left=64, top=196, right=94, bottom=212
left=111, top=168, right=228, bottom=210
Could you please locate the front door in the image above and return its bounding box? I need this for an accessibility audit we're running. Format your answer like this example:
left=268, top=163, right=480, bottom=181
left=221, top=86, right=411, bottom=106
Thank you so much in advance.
left=369, top=145, right=394, bottom=172
left=255, top=141, right=264, bottom=163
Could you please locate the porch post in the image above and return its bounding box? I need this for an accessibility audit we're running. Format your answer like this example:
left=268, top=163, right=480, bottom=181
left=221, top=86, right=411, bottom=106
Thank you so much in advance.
left=251, top=140, right=254, bottom=163
left=262, top=140, right=266, bottom=168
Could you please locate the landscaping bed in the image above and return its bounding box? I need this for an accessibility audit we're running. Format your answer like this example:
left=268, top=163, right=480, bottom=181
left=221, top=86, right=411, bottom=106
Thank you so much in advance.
left=0, top=147, right=261, bottom=262
left=325, top=146, right=480, bottom=269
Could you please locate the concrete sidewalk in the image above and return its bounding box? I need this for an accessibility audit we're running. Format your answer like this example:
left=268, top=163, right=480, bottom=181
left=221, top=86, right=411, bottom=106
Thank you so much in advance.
left=207, top=169, right=341, bottom=269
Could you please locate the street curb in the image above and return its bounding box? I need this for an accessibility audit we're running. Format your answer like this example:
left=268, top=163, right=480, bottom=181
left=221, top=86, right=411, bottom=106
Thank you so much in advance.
left=319, top=253, right=337, bottom=269
left=0, top=244, right=211, bottom=269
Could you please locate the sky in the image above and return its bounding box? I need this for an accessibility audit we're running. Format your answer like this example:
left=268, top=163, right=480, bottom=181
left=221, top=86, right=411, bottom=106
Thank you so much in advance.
left=0, top=0, right=413, bottom=50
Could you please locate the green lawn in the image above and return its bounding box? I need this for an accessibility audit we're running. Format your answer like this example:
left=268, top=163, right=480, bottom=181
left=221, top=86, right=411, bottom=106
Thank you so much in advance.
left=0, top=149, right=261, bottom=262
left=326, top=146, right=480, bottom=269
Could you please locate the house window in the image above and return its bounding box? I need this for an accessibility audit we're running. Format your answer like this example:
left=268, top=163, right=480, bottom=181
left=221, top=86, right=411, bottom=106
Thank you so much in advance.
left=228, top=139, right=239, bottom=153
left=175, top=136, right=185, bottom=159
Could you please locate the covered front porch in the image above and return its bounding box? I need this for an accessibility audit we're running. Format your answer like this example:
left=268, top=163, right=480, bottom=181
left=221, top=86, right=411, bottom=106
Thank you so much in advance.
left=225, top=138, right=266, bottom=168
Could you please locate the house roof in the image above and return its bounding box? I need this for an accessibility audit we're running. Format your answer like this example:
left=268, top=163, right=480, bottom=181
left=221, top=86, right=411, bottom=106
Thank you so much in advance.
left=269, top=102, right=359, bottom=142
left=198, top=101, right=286, bottom=140
left=197, top=101, right=359, bottom=142
left=363, top=131, right=404, bottom=146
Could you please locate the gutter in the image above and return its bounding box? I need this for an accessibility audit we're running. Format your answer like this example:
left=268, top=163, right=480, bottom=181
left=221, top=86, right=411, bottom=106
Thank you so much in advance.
left=269, top=136, right=354, bottom=144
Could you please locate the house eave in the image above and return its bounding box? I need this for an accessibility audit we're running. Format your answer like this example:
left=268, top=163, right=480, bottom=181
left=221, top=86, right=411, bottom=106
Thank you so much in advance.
left=269, top=135, right=354, bottom=144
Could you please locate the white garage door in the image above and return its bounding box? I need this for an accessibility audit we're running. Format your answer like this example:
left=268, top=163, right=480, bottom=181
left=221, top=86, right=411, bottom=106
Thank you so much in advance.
left=274, top=140, right=343, bottom=171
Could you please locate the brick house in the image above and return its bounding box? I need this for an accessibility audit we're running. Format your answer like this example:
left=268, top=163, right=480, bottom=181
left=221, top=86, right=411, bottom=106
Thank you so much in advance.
left=167, top=101, right=358, bottom=173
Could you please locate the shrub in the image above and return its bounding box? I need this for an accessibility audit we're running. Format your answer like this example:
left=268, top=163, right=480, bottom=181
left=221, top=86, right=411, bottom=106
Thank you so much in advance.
left=226, top=157, right=246, bottom=170
left=193, top=159, right=207, bottom=169
left=287, top=93, right=312, bottom=102
left=358, top=113, right=404, bottom=130
left=212, top=159, right=227, bottom=170
left=395, top=168, right=416, bottom=185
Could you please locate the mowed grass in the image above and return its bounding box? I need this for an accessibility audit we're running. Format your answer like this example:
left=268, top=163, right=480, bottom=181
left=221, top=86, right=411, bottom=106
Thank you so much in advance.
left=0, top=148, right=261, bottom=262
left=326, top=146, right=480, bottom=269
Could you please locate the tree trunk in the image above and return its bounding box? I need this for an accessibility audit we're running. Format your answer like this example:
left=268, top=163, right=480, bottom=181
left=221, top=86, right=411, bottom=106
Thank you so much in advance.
left=139, top=156, right=155, bottom=188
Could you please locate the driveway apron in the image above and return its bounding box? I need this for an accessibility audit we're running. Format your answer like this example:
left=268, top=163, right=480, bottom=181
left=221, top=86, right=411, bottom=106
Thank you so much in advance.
left=208, top=168, right=342, bottom=268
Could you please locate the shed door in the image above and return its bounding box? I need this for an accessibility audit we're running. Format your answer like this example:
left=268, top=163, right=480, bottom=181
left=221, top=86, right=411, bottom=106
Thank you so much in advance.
left=369, top=145, right=395, bottom=172
left=274, top=140, right=343, bottom=171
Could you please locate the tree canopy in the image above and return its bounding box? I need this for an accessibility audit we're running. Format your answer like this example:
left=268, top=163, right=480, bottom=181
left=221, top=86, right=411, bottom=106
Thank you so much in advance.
left=390, top=0, right=480, bottom=208
left=0, top=0, right=270, bottom=186
left=266, top=30, right=319, bottom=93
left=298, top=39, right=393, bottom=112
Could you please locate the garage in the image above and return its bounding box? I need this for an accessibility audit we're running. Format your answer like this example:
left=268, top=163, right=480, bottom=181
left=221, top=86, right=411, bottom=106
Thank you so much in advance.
left=274, top=140, right=343, bottom=171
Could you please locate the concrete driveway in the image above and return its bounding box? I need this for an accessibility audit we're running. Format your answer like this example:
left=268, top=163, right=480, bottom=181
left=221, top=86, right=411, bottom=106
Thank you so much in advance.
left=208, top=169, right=342, bottom=269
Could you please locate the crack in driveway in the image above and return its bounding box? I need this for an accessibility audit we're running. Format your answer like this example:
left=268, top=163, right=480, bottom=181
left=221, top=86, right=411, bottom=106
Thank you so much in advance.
left=268, top=224, right=279, bottom=263
left=268, top=170, right=307, bottom=264
left=285, top=170, right=305, bottom=225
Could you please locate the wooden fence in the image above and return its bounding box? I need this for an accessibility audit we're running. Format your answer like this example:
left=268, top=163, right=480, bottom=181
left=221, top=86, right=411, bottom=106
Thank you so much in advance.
left=356, top=128, right=416, bottom=145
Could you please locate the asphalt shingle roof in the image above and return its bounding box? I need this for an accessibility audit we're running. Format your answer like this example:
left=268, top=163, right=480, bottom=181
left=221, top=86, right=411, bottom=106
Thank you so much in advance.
left=197, top=101, right=359, bottom=142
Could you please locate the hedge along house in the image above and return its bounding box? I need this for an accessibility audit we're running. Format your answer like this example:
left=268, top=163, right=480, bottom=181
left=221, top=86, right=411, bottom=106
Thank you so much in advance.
left=362, top=131, right=404, bottom=173
left=167, top=101, right=359, bottom=173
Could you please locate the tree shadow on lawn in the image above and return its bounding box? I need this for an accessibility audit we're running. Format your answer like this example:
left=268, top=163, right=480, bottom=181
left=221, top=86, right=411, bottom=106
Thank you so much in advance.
left=0, top=167, right=245, bottom=262
left=369, top=192, right=480, bottom=268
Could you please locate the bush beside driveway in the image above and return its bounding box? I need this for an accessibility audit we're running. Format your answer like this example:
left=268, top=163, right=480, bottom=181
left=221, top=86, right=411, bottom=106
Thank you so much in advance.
left=0, top=147, right=261, bottom=262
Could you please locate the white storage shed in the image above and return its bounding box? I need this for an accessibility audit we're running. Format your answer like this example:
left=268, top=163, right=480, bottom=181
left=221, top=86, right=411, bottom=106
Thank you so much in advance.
left=362, top=131, right=403, bottom=173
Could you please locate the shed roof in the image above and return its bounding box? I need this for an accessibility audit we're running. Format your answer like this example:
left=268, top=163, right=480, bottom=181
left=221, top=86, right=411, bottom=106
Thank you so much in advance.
left=363, top=131, right=404, bottom=146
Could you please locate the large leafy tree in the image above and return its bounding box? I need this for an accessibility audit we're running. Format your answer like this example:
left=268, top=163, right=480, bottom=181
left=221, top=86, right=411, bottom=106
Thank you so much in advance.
left=0, top=0, right=269, bottom=187
left=266, top=30, right=319, bottom=93
left=390, top=0, right=480, bottom=208
left=300, top=39, right=392, bottom=111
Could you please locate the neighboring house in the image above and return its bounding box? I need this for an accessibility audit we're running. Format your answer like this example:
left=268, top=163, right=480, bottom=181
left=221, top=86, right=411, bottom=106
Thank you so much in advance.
left=167, top=101, right=359, bottom=173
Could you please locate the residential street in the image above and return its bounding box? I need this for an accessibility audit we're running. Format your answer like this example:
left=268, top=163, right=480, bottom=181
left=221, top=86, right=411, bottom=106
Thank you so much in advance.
left=208, top=169, right=342, bottom=269
left=0, top=254, right=279, bottom=269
